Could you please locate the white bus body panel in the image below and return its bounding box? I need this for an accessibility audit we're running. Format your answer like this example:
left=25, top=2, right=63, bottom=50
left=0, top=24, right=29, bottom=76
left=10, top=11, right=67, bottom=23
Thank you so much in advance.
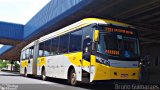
left=38, top=55, right=82, bottom=81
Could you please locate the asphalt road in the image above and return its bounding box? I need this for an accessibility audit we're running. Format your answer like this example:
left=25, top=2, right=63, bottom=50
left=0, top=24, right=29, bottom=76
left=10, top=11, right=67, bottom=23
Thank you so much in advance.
left=0, top=71, right=115, bottom=90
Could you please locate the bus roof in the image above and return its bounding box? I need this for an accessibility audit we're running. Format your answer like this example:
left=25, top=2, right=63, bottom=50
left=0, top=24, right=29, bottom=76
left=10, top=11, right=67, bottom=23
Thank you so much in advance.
left=39, top=18, right=133, bottom=42
left=22, top=18, right=133, bottom=51
left=82, top=18, right=132, bottom=27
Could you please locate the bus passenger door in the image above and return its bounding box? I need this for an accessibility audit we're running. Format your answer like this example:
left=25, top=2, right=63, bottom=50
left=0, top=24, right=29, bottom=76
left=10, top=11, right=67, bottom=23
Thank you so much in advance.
left=82, top=27, right=94, bottom=82
left=28, top=46, right=34, bottom=74
left=25, top=49, right=32, bottom=74
left=82, top=36, right=93, bottom=82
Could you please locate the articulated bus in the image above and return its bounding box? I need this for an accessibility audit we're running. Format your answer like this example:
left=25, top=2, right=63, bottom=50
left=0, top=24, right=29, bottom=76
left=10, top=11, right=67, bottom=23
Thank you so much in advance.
left=20, top=18, right=141, bottom=86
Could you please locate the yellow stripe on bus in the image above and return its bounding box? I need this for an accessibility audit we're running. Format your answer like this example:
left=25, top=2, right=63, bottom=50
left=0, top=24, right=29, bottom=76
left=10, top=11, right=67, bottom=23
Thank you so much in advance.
left=65, top=52, right=96, bottom=67
left=82, top=60, right=90, bottom=67
left=64, top=52, right=82, bottom=66
left=37, top=57, right=46, bottom=67
left=21, top=60, right=28, bottom=68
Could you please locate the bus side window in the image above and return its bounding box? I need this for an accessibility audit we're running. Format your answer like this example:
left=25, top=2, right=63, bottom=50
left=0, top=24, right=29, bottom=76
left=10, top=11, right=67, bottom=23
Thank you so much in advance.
left=59, top=34, right=69, bottom=54
left=26, top=49, right=30, bottom=59
left=51, top=37, right=59, bottom=55
left=22, top=50, right=26, bottom=60
left=44, top=40, right=51, bottom=56
left=39, top=42, right=44, bottom=57
left=69, top=29, right=82, bottom=52
left=29, top=46, right=34, bottom=58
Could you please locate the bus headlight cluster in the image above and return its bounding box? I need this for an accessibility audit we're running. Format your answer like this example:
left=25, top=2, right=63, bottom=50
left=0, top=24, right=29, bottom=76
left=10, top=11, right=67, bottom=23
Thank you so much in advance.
left=139, top=62, right=142, bottom=67
left=96, top=57, right=110, bottom=66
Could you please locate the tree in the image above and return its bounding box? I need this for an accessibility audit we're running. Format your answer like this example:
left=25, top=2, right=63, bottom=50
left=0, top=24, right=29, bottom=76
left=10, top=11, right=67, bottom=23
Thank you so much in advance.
left=0, top=60, right=7, bottom=69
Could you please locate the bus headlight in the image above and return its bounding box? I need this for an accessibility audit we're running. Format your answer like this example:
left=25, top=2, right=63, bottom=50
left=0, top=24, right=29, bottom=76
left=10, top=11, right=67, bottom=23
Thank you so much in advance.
left=139, top=62, right=142, bottom=66
left=96, top=57, right=110, bottom=66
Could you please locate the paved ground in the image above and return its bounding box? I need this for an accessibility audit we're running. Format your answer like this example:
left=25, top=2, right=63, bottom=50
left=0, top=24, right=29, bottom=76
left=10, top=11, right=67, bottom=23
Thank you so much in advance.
left=0, top=71, right=115, bottom=90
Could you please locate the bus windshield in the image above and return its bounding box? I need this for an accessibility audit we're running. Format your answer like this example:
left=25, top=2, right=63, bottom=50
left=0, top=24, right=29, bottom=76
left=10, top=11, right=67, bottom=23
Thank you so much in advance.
left=97, top=25, right=140, bottom=60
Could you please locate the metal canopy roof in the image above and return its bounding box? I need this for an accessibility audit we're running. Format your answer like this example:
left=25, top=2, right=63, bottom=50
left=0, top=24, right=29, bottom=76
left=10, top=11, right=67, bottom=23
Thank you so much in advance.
left=76, top=0, right=160, bottom=42
left=0, top=21, right=23, bottom=45
left=0, top=0, right=160, bottom=60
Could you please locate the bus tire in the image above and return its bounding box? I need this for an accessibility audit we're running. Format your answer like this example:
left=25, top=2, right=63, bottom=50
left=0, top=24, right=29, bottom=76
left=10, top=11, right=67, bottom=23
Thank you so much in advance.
left=68, top=69, right=78, bottom=86
left=41, top=67, right=46, bottom=81
left=24, top=68, right=27, bottom=77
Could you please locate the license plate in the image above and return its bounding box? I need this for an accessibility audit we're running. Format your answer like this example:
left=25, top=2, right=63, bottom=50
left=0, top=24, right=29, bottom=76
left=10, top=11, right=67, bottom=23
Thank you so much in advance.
left=121, top=74, right=128, bottom=78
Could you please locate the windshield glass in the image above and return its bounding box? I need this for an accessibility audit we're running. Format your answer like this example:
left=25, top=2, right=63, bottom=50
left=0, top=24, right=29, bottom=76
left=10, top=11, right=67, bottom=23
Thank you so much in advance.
left=97, top=25, right=140, bottom=60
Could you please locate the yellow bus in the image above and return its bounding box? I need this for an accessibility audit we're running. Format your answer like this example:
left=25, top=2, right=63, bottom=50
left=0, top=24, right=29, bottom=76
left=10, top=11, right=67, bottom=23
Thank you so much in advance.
left=20, top=18, right=141, bottom=86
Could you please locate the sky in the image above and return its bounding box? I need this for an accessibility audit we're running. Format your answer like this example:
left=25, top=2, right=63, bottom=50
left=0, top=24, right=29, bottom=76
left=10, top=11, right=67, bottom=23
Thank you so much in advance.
left=0, top=0, right=51, bottom=25
left=0, top=0, right=51, bottom=49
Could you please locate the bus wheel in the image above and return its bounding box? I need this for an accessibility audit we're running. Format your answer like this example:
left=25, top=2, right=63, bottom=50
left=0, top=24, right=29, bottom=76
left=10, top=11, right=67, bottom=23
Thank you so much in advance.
left=24, top=68, right=27, bottom=77
left=41, top=68, right=46, bottom=80
left=68, top=69, right=77, bottom=86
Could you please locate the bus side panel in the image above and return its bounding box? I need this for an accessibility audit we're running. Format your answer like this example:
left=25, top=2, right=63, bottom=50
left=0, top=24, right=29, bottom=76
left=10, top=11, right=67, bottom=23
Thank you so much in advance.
left=37, top=63, right=41, bottom=76
left=45, top=55, right=74, bottom=79
left=37, top=57, right=46, bottom=75
left=46, top=55, right=63, bottom=78
left=37, top=56, right=56, bottom=77
left=20, top=60, right=24, bottom=74
left=20, top=59, right=34, bottom=75
left=55, top=55, right=65, bottom=78
left=45, top=56, right=55, bottom=77
left=20, top=60, right=28, bottom=74
left=43, top=52, right=83, bottom=81
left=27, top=59, right=33, bottom=74
left=36, top=55, right=71, bottom=79
left=64, top=52, right=82, bottom=81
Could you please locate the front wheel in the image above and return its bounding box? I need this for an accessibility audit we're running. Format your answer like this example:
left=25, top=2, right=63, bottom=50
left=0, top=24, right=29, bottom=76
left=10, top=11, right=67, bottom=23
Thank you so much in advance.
left=68, top=69, right=78, bottom=86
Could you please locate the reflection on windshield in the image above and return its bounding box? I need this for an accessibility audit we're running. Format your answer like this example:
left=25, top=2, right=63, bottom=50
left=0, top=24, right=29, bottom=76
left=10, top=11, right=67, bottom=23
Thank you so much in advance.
left=98, top=30, right=139, bottom=59
left=123, top=37, right=138, bottom=58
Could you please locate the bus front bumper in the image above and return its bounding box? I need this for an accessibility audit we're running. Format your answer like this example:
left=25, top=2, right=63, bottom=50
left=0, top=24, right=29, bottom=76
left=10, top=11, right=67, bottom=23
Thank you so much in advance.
left=92, top=63, right=141, bottom=81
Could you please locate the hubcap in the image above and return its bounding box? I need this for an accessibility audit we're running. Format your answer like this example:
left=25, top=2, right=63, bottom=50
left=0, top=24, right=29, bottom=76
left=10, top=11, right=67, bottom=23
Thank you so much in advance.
left=42, top=71, right=46, bottom=80
left=42, top=74, right=46, bottom=80
left=71, top=73, right=76, bottom=85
